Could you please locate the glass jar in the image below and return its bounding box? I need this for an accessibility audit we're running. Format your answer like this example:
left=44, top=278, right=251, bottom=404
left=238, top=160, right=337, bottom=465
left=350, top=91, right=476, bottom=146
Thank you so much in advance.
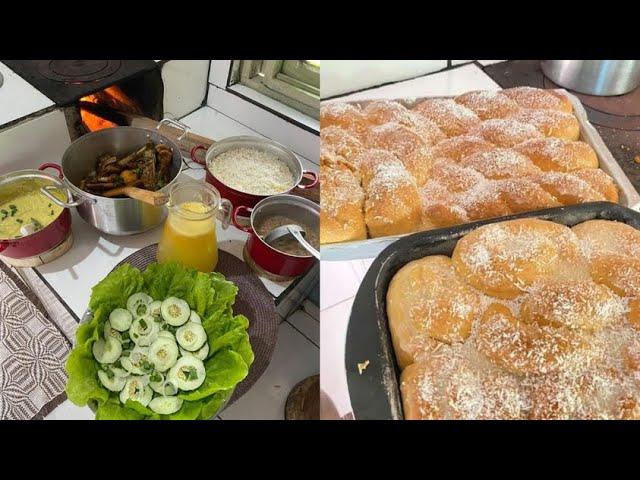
left=157, top=182, right=231, bottom=272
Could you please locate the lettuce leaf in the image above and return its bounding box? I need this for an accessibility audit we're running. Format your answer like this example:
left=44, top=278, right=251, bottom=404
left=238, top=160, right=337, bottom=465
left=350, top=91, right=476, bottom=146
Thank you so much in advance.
left=89, top=263, right=144, bottom=313
left=199, top=389, right=233, bottom=420
left=96, top=397, right=145, bottom=420
left=178, top=350, right=248, bottom=401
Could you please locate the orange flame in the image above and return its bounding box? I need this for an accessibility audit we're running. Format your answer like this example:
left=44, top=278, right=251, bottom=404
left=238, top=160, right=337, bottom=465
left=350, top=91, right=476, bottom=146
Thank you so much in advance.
left=80, top=86, right=143, bottom=132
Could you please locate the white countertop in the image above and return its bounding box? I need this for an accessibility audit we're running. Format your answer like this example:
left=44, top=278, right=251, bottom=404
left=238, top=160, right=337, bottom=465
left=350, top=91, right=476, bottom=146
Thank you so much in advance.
left=0, top=62, right=54, bottom=127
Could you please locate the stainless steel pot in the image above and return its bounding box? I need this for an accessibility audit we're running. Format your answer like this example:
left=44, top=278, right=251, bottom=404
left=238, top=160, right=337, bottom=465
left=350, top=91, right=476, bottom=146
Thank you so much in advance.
left=541, top=60, right=640, bottom=96
left=44, top=120, right=185, bottom=235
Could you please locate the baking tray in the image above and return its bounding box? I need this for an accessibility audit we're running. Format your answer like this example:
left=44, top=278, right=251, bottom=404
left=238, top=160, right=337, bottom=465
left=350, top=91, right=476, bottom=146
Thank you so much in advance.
left=322, top=90, right=640, bottom=261
left=345, top=201, right=640, bottom=420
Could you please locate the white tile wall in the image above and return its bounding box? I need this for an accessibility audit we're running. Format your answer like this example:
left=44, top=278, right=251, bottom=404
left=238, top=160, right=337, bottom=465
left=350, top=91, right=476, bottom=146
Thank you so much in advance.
left=161, top=60, right=210, bottom=119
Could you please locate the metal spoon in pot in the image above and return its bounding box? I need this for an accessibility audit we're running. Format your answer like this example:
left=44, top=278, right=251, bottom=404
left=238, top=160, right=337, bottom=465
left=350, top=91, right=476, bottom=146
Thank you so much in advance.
left=264, top=224, right=320, bottom=260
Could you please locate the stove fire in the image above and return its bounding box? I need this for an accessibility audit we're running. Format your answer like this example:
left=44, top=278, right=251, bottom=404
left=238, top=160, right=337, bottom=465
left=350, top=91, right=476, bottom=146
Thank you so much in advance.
left=80, top=86, right=144, bottom=132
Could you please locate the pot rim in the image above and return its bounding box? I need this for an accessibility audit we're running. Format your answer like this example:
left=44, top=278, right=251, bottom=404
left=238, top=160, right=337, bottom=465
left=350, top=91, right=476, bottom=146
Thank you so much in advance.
left=248, top=194, right=320, bottom=259
left=204, top=135, right=306, bottom=198
left=0, top=169, right=70, bottom=243
left=60, top=126, right=184, bottom=203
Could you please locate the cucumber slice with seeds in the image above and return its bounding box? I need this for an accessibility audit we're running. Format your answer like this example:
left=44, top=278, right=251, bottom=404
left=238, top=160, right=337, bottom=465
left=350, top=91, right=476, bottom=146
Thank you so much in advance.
left=148, top=300, right=162, bottom=318
left=119, top=377, right=153, bottom=407
left=97, top=369, right=128, bottom=392
left=149, top=373, right=179, bottom=396
left=92, top=337, right=122, bottom=364
left=168, top=356, right=205, bottom=391
left=180, top=343, right=209, bottom=361
left=161, top=297, right=190, bottom=326
left=104, top=320, right=122, bottom=342
left=175, top=322, right=207, bottom=352
left=121, top=347, right=152, bottom=375
left=109, top=308, right=132, bottom=332
left=149, top=396, right=183, bottom=415
left=157, top=330, right=175, bottom=341
left=148, top=337, right=179, bottom=372
left=130, top=315, right=159, bottom=347
left=189, top=311, right=201, bottom=324
left=127, top=292, right=153, bottom=317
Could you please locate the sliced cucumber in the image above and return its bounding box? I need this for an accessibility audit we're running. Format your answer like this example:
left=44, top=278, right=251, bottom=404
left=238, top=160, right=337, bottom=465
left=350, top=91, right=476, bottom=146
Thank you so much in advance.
left=168, top=356, right=206, bottom=391
left=103, top=320, right=122, bottom=342
left=180, top=343, right=209, bottom=361
left=149, top=396, right=183, bottom=415
left=175, top=322, right=207, bottom=352
left=127, top=292, right=153, bottom=317
left=121, top=347, right=153, bottom=375
left=97, top=369, right=128, bottom=392
left=109, top=308, right=133, bottom=332
left=161, top=297, right=190, bottom=326
left=148, top=300, right=163, bottom=318
left=130, top=315, right=159, bottom=347
left=92, top=337, right=122, bottom=364
left=148, top=337, right=179, bottom=372
left=149, top=374, right=179, bottom=396
left=157, top=330, right=176, bottom=341
left=189, top=311, right=201, bottom=324
left=119, top=377, right=153, bottom=407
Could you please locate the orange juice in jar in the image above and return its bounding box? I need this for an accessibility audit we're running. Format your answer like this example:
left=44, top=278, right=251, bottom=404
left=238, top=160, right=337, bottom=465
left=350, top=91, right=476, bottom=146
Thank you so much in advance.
left=157, top=182, right=231, bottom=272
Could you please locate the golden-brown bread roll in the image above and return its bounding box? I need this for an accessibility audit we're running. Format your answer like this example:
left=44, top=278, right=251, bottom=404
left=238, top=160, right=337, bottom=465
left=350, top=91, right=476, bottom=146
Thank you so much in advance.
left=500, top=86, right=573, bottom=113
left=320, top=125, right=364, bottom=163
left=387, top=256, right=481, bottom=368
left=460, top=183, right=512, bottom=221
left=429, top=159, right=486, bottom=193
left=362, top=100, right=446, bottom=146
left=320, top=165, right=367, bottom=244
left=495, top=178, right=562, bottom=213
left=400, top=348, right=526, bottom=420
left=532, top=172, right=604, bottom=205
left=429, top=135, right=495, bottom=162
left=572, top=220, right=640, bottom=259
left=588, top=254, right=640, bottom=297
left=508, top=108, right=580, bottom=141
left=454, top=90, right=520, bottom=120
left=514, top=137, right=598, bottom=172
left=470, top=118, right=543, bottom=147
left=476, top=303, right=583, bottom=375
left=520, top=279, right=625, bottom=332
left=364, top=162, right=423, bottom=238
left=452, top=219, right=579, bottom=298
left=412, top=98, right=480, bottom=137
left=458, top=148, right=541, bottom=179
left=354, top=149, right=405, bottom=189
left=364, top=123, right=433, bottom=185
left=420, top=182, right=468, bottom=228
left=320, top=102, right=368, bottom=138
left=569, top=169, right=619, bottom=203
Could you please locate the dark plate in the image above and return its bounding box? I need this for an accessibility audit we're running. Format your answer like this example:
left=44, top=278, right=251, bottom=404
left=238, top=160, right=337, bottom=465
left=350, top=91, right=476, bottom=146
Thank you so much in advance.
left=345, top=202, right=640, bottom=420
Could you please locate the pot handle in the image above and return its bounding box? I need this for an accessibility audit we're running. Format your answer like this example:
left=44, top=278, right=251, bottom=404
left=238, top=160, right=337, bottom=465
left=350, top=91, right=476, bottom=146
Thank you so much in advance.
left=297, top=170, right=319, bottom=190
left=190, top=145, right=207, bottom=166
left=38, top=163, right=64, bottom=180
left=232, top=206, right=253, bottom=233
left=217, top=198, right=232, bottom=230
left=157, top=118, right=190, bottom=141
left=40, top=185, right=86, bottom=208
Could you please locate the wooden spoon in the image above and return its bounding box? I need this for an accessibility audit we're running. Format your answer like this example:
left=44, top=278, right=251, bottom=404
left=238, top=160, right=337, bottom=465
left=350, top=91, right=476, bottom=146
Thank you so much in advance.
left=102, top=186, right=168, bottom=206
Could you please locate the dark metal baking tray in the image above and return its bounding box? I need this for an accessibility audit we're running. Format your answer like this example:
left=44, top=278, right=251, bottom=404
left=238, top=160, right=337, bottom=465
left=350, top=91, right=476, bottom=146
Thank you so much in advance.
left=345, top=201, right=640, bottom=420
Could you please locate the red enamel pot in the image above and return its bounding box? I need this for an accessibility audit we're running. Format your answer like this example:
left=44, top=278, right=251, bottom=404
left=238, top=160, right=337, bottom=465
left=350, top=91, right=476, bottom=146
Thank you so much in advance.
left=0, top=164, right=73, bottom=259
left=190, top=136, right=318, bottom=211
left=232, top=194, right=319, bottom=278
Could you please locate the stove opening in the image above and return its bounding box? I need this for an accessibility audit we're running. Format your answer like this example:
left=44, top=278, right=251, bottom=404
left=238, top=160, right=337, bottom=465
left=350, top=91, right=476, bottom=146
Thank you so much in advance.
left=80, top=85, right=143, bottom=131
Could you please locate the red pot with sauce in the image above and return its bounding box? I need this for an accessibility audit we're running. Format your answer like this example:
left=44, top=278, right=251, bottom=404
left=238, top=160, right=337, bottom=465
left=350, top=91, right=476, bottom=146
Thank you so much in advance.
left=232, top=194, right=319, bottom=279
left=190, top=136, right=318, bottom=210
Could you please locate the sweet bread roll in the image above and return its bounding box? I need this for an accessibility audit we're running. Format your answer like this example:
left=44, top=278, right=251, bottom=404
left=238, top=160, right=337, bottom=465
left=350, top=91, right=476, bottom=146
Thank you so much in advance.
left=470, top=118, right=543, bottom=147
left=320, top=102, right=368, bottom=138
left=532, top=172, right=604, bottom=205
left=400, top=348, right=525, bottom=420
left=387, top=256, right=481, bottom=368
left=452, top=219, right=577, bottom=298
left=355, top=149, right=406, bottom=189
left=454, top=90, right=520, bottom=120
left=570, top=169, right=618, bottom=203
left=500, top=86, right=573, bottom=113
left=628, top=298, right=640, bottom=330
left=420, top=182, right=468, bottom=228
left=320, top=165, right=367, bottom=244
left=458, top=148, right=541, bottom=180
left=363, top=100, right=445, bottom=146
left=320, top=126, right=364, bottom=163
left=508, top=108, right=580, bottom=141
left=461, top=183, right=512, bottom=221
left=364, top=123, right=433, bottom=185
left=520, top=279, right=624, bottom=332
left=588, top=254, right=640, bottom=298
left=412, top=98, right=480, bottom=137
left=514, top=137, right=598, bottom=172
left=572, top=220, right=640, bottom=259
left=364, top=162, right=423, bottom=238
left=429, top=159, right=486, bottom=193
left=495, top=178, right=562, bottom=213
left=429, top=135, right=495, bottom=162
left=476, top=303, right=582, bottom=375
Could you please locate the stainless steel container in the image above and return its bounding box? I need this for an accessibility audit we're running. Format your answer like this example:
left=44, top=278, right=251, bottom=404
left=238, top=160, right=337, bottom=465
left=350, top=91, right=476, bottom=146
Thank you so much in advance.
left=541, top=60, right=640, bottom=96
left=48, top=121, right=184, bottom=235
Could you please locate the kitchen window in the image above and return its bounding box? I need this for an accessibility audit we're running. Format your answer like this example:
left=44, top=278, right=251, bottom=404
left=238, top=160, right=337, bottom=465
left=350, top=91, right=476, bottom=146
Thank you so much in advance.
left=231, top=60, right=320, bottom=119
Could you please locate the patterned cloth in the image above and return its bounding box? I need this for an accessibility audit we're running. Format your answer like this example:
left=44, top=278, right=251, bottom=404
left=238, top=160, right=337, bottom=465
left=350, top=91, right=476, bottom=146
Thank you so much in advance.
left=0, top=262, right=71, bottom=420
